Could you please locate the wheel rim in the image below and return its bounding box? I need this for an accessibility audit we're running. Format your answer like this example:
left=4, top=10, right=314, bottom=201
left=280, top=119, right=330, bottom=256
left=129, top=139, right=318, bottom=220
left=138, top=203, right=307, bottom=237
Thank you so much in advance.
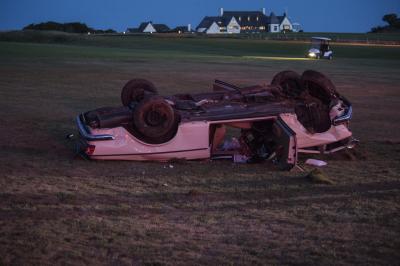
left=145, top=108, right=164, bottom=127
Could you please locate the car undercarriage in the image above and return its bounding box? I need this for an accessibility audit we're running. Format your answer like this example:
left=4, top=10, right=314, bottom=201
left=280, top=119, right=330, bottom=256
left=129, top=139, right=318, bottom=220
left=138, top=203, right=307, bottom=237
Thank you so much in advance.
left=76, top=70, right=355, bottom=170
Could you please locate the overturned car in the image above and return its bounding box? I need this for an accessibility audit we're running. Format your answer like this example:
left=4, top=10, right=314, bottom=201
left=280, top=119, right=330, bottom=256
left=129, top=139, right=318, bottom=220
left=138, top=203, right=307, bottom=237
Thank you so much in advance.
left=75, top=70, right=356, bottom=170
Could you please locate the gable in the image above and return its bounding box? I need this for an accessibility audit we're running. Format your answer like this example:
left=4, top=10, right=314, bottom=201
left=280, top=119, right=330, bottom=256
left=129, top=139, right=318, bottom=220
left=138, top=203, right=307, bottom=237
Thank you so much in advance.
left=206, top=22, right=221, bottom=34
left=143, top=23, right=156, bottom=33
left=280, top=17, right=291, bottom=26
left=227, top=17, right=240, bottom=27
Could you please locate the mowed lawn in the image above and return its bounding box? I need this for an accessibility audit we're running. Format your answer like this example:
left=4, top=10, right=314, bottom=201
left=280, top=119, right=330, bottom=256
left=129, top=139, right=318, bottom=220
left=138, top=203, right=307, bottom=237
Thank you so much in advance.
left=0, top=35, right=400, bottom=265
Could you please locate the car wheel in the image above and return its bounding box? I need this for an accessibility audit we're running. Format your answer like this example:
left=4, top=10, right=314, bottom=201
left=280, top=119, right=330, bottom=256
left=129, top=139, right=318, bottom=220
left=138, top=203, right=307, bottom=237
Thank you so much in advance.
left=300, top=70, right=339, bottom=133
left=328, top=55, right=333, bottom=60
left=121, top=79, right=158, bottom=106
left=133, top=96, right=179, bottom=144
left=301, top=70, right=339, bottom=105
left=271, top=70, right=304, bottom=98
left=295, top=103, right=332, bottom=133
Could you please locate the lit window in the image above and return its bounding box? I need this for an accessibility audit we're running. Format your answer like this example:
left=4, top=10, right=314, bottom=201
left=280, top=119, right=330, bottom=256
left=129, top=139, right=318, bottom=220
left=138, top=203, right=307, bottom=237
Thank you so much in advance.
left=248, top=16, right=250, bottom=21
left=256, top=17, right=259, bottom=21
left=239, top=17, right=241, bottom=21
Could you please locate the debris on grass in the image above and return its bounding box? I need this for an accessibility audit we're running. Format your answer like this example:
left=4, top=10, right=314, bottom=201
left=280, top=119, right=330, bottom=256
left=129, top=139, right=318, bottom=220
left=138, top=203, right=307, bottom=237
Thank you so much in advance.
left=306, top=168, right=335, bottom=185
left=305, top=159, right=327, bottom=167
left=295, top=164, right=306, bottom=172
left=329, top=146, right=367, bottom=161
left=187, top=189, right=202, bottom=197
left=233, top=154, right=249, bottom=163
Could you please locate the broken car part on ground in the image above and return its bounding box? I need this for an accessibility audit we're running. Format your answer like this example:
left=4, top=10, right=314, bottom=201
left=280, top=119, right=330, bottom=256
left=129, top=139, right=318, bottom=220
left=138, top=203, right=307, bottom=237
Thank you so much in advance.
left=75, top=70, right=356, bottom=170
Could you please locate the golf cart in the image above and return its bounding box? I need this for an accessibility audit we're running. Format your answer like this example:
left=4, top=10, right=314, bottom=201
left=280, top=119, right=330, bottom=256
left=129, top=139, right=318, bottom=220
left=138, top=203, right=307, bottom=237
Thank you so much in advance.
left=307, top=37, right=333, bottom=60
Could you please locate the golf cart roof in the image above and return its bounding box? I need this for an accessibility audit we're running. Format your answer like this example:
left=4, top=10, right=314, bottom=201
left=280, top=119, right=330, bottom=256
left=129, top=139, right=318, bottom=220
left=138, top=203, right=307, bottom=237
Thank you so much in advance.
left=311, top=37, right=332, bottom=41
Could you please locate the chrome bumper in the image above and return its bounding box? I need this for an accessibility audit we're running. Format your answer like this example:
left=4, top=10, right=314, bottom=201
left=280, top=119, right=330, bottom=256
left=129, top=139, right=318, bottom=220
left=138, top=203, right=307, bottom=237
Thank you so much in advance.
left=76, top=114, right=114, bottom=141
left=298, top=137, right=358, bottom=155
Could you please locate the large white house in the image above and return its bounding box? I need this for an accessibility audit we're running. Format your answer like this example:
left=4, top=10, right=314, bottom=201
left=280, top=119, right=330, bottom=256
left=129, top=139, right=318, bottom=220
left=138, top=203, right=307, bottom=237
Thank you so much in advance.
left=196, top=8, right=297, bottom=34
left=196, top=16, right=240, bottom=34
left=126, top=21, right=170, bottom=33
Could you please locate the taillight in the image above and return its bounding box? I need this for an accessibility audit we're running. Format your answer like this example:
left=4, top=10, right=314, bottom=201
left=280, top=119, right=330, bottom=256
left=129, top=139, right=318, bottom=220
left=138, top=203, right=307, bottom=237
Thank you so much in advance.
left=85, top=145, right=96, bottom=155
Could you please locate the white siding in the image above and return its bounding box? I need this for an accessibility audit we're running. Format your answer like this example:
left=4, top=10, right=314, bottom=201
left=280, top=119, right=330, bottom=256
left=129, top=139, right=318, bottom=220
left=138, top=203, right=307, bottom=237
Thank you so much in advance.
left=226, top=17, right=240, bottom=34
left=269, top=24, right=280, bottom=33
left=143, top=23, right=156, bottom=33
left=206, top=22, right=221, bottom=34
left=279, top=17, right=292, bottom=31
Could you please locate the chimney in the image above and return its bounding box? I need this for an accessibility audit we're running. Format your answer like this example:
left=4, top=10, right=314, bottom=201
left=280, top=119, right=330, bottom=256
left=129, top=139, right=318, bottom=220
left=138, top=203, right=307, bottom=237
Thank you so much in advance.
left=220, top=8, right=224, bottom=16
left=262, top=8, right=266, bottom=15
left=188, top=24, right=191, bottom=32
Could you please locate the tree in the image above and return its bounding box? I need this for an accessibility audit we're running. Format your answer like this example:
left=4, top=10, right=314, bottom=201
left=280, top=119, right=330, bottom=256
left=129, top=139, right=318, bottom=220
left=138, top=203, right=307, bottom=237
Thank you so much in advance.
left=23, top=22, right=114, bottom=34
left=370, top=13, right=400, bottom=33
left=383, top=14, right=397, bottom=26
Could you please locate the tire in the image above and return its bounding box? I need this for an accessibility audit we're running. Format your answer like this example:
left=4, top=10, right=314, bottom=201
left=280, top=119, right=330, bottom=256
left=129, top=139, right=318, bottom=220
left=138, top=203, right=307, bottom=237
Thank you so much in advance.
left=133, top=96, right=179, bottom=144
left=271, top=70, right=303, bottom=98
left=295, top=103, right=332, bottom=133
left=301, top=70, right=339, bottom=105
left=121, top=79, right=158, bottom=106
left=328, top=55, right=333, bottom=60
left=299, top=70, right=339, bottom=133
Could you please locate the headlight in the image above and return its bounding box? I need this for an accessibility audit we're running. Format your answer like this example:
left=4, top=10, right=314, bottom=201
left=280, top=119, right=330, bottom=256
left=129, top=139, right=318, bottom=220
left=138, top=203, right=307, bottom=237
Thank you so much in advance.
left=308, top=52, right=316, bottom=57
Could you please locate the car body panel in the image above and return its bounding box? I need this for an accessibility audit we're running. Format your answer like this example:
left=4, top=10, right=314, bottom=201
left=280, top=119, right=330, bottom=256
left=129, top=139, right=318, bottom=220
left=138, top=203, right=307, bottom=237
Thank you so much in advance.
left=88, top=121, right=210, bottom=161
left=279, top=113, right=352, bottom=148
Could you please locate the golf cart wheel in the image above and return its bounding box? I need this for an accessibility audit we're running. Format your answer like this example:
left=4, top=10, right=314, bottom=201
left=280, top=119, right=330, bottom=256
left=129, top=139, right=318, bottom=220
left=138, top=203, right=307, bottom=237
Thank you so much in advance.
left=121, top=79, right=158, bottom=106
left=133, top=96, right=179, bottom=144
left=271, top=70, right=304, bottom=98
left=301, top=70, right=339, bottom=105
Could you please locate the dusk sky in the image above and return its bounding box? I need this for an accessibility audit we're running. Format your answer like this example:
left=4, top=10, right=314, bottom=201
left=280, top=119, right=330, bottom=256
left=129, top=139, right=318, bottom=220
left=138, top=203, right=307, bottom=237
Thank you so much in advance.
left=1, top=0, right=399, bottom=33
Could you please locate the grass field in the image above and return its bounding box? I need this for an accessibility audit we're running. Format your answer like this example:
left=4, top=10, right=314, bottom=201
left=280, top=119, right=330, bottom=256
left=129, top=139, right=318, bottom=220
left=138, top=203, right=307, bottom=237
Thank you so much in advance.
left=0, top=33, right=400, bottom=265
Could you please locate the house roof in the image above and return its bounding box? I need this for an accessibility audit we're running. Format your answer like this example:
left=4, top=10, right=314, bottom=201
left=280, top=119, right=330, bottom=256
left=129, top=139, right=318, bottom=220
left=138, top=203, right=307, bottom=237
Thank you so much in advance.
left=153, top=24, right=170, bottom=32
left=196, top=16, right=226, bottom=29
left=223, top=11, right=265, bottom=17
left=138, top=22, right=152, bottom=32
left=196, top=10, right=291, bottom=30
left=222, top=11, right=267, bottom=27
left=268, top=12, right=280, bottom=24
